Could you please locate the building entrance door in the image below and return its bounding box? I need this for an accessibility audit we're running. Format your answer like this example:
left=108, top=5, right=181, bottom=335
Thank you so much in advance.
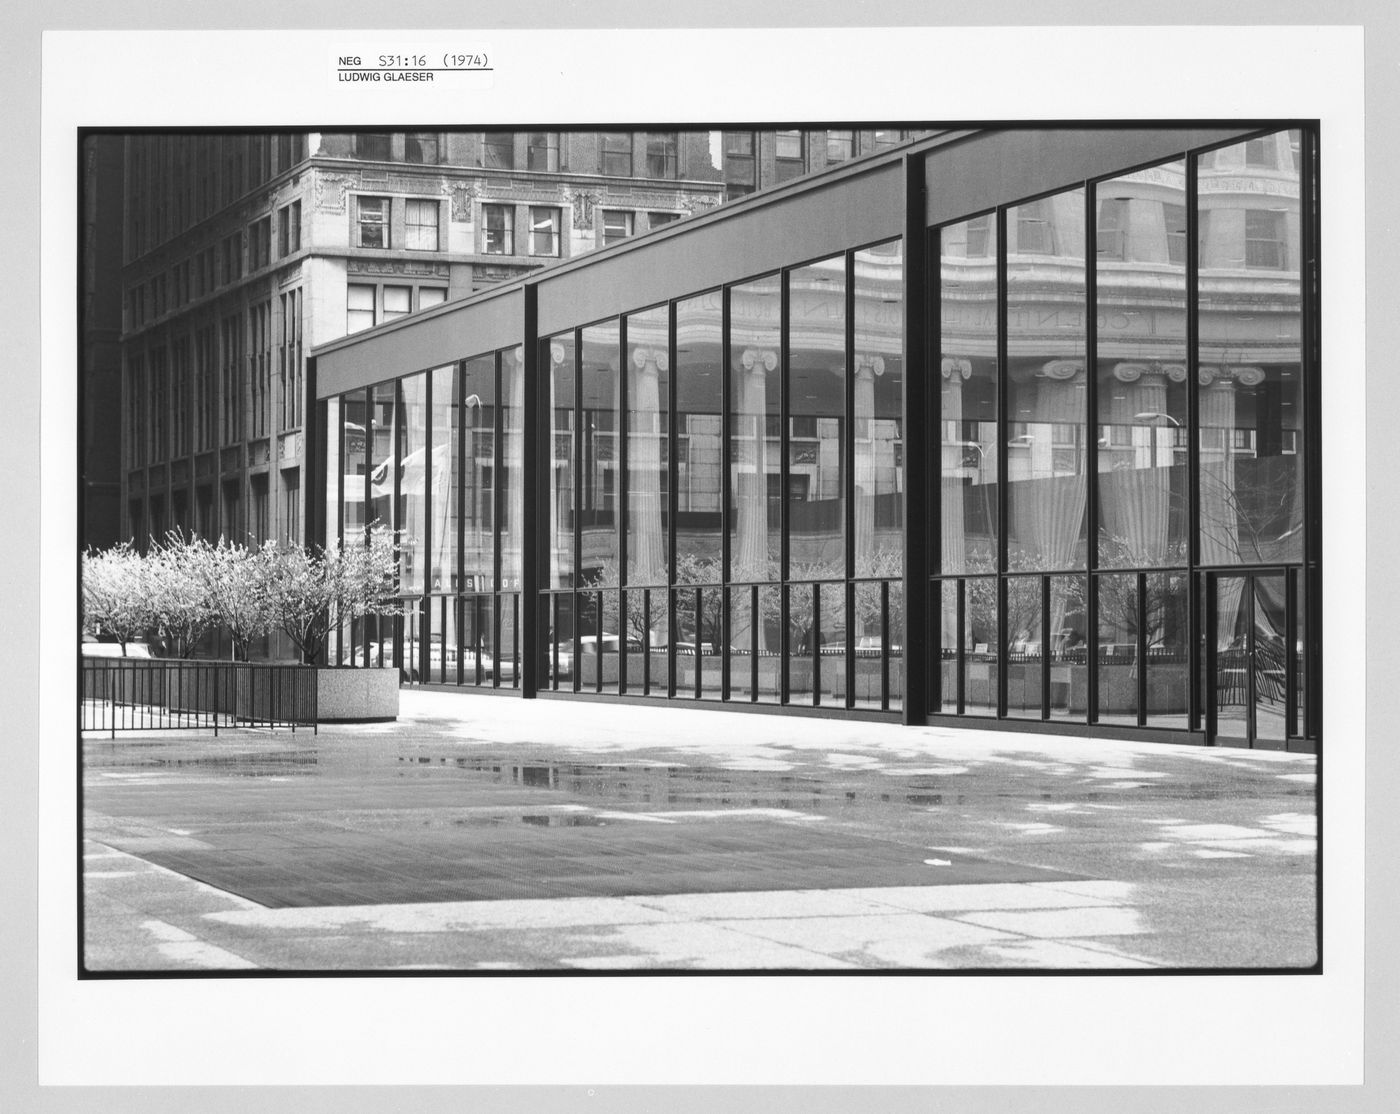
left=1207, top=571, right=1289, bottom=749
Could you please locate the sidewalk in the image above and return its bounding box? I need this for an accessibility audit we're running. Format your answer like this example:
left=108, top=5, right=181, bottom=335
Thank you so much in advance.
left=82, top=691, right=1317, bottom=971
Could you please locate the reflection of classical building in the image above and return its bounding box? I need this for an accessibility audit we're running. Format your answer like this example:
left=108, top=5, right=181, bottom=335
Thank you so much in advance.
left=115, top=131, right=725, bottom=558
left=312, top=125, right=1318, bottom=752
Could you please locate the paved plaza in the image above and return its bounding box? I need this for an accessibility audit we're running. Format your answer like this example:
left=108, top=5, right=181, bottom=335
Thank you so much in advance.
left=82, top=691, right=1318, bottom=972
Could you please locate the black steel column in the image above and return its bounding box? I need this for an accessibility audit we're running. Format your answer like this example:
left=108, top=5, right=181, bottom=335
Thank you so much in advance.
left=994, top=205, right=1009, bottom=721
left=1302, top=124, right=1322, bottom=746
left=844, top=249, right=857, bottom=710
left=1186, top=149, right=1203, bottom=734
left=779, top=269, right=791, bottom=704
left=901, top=152, right=930, bottom=724
left=618, top=317, right=630, bottom=695
left=519, top=286, right=541, bottom=698
left=668, top=299, right=681, bottom=700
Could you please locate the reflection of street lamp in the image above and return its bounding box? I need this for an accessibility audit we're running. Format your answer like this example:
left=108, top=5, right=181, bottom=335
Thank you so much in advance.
left=1133, top=411, right=1181, bottom=467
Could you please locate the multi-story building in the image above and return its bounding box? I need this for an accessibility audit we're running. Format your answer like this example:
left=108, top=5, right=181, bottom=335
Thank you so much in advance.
left=718, top=127, right=927, bottom=197
left=115, top=130, right=726, bottom=557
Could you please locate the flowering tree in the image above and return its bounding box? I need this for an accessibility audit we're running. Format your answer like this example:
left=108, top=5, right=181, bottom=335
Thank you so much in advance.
left=272, top=533, right=398, bottom=665
left=81, top=542, right=158, bottom=652
left=203, top=538, right=281, bottom=662
left=147, top=530, right=218, bottom=659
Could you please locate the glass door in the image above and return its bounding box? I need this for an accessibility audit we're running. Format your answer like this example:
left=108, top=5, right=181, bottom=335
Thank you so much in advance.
left=1208, top=571, right=1289, bottom=749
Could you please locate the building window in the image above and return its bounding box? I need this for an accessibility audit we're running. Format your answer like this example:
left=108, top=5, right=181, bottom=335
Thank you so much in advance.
left=1245, top=136, right=1275, bottom=168
left=405, top=132, right=440, bottom=164
left=358, top=196, right=390, bottom=248
left=482, top=204, right=514, bottom=254
left=1096, top=197, right=1128, bottom=261
left=965, top=213, right=993, bottom=257
left=383, top=286, right=411, bottom=321
left=278, top=200, right=301, bottom=257
left=826, top=130, right=854, bottom=163
left=527, top=132, right=561, bottom=171
left=724, top=131, right=756, bottom=195
left=775, top=130, right=805, bottom=183
left=279, top=288, right=303, bottom=430
left=356, top=133, right=391, bottom=160
left=405, top=199, right=439, bottom=251
left=1245, top=209, right=1286, bottom=268
left=418, top=287, right=448, bottom=310
left=222, top=232, right=242, bottom=283
left=1016, top=199, right=1053, bottom=254
left=600, top=132, right=633, bottom=176
left=872, top=129, right=904, bottom=150
left=602, top=209, right=633, bottom=246
left=648, top=211, right=680, bottom=230
left=1163, top=202, right=1187, bottom=264
left=644, top=132, right=678, bottom=178
left=347, top=284, right=376, bottom=333
left=529, top=206, right=561, bottom=256
left=482, top=133, right=514, bottom=169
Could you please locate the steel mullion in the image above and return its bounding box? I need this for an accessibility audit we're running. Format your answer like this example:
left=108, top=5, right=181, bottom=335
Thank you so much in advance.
left=995, top=206, right=1008, bottom=720
left=1137, top=571, right=1148, bottom=727
left=1186, top=149, right=1203, bottom=732
left=618, top=314, right=629, bottom=698
left=779, top=269, right=791, bottom=705
left=844, top=250, right=857, bottom=710
left=572, top=329, right=582, bottom=694
left=667, top=300, right=679, bottom=701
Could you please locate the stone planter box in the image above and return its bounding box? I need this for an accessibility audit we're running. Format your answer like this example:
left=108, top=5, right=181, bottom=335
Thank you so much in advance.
left=317, top=666, right=400, bottom=722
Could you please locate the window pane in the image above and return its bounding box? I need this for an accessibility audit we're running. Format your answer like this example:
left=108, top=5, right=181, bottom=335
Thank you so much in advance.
left=357, top=133, right=390, bottom=160
left=1007, top=189, right=1087, bottom=572
left=547, top=333, right=575, bottom=588
left=483, top=205, right=513, bottom=255
left=602, top=210, right=632, bottom=246
left=383, top=286, right=411, bottom=320
left=964, top=577, right=998, bottom=715
left=855, top=239, right=904, bottom=580
left=826, top=130, right=853, bottom=163
left=462, top=354, right=496, bottom=594
left=429, top=364, right=458, bottom=593
left=346, top=284, right=375, bottom=333
left=1048, top=574, right=1086, bottom=721
left=1145, top=571, right=1189, bottom=729
left=483, top=133, right=513, bottom=169
left=626, top=305, right=669, bottom=586
left=500, top=346, right=525, bottom=591
left=729, top=275, right=781, bottom=593
left=1198, top=130, right=1303, bottom=564
left=601, top=132, right=632, bottom=176
left=526, top=132, right=559, bottom=171
left=405, top=199, right=439, bottom=251
left=580, top=321, right=620, bottom=587
left=675, top=293, right=723, bottom=587
left=1097, top=572, right=1139, bottom=725
left=528, top=206, right=559, bottom=256
left=940, top=217, right=999, bottom=574
left=398, top=374, right=428, bottom=594
left=405, top=132, right=438, bottom=164
left=1005, top=576, right=1042, bottom=719
left=418, top=287, right=447, bottom=310
left=644, top=132, right=677, bottom=178
left=359, top=197, right=388, bottom=248
left=1096, top=160, right=1189, bottom=568
left=788, top=256, right=845, bottom=586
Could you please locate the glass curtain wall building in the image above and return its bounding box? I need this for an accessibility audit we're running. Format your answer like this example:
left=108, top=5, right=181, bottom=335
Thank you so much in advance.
left=311, top=125, right=1318, bottom=752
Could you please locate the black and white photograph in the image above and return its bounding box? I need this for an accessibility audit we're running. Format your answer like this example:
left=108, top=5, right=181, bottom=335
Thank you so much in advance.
left=78, top=122, right=1322, bottom=976
left=12, top=7, right=1390, bottom=1105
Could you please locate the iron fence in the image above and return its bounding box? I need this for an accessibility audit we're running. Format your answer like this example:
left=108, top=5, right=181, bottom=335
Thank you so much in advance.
left=80, top=659, right=318, bottom=737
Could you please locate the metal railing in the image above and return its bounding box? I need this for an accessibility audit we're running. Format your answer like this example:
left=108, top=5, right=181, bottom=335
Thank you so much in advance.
left=80, top=659, right=318, bottom=737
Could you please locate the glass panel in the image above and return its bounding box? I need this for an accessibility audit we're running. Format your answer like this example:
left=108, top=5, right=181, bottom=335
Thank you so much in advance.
left=674, top=587, right=699, bottom=699
left=1096, top=161, right=1189, bottom=568
left=887, top=581, right=904, bottom=712
left=577, top=590, right=619, bottom=695
left=325, top=397, right=342, bottom=546
left=1294, top=574, right=1306, bottom=737
left=500, top=346, right=525, bottom=593
left=1049, top=574, right=1086, bottom=721
left=1214, top=576, right=1249, bottom=743
left=787, top=257, right=845, bottom=587
left=729, top=275, right=782, bottom=588
left=465, top=595, right=494, bottom=687
left=675, top=293, right=723, bottom=586
left=699, top=587, right=722, bottom=699
left=1198, top=131, right=1304, bottom=564
left=728, top=586, right=755, bottom=701
left=369, top=380, right=397, bottom=559
left=1007, top=189, right=1087, bottom=572
left=1005, top=576, right=1043, bottom=719
left=461, top=354, right=495, bottom=595
left=1145, top=571, right=1190, bottom=729
left=429, top=365, right=458, bottom=593
left=964, top=577, right=998, bottom=716
left=500, top=593, right=521, bottom=689
left=1254, top=575, right=1287, bottom=746
left=939, top=217, right=999, bottom=575
left=580, top=321, right=620, bottom=588
left=437, top=596, right=457, bottom=685
left=787, top=583, right=816, bottom=705
left=937, top=580, right=959, bottom=713
left=1097, top=572, right=1139, bottom=725
left=626, top=306, right=670, bottom=587
left=547, top=333, right=575, bottom=588
left=853, top=580, right=885, bottom=710
left=855, top=239, right=905, bottom=580
left=757, top=585, right=782, bottom=702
